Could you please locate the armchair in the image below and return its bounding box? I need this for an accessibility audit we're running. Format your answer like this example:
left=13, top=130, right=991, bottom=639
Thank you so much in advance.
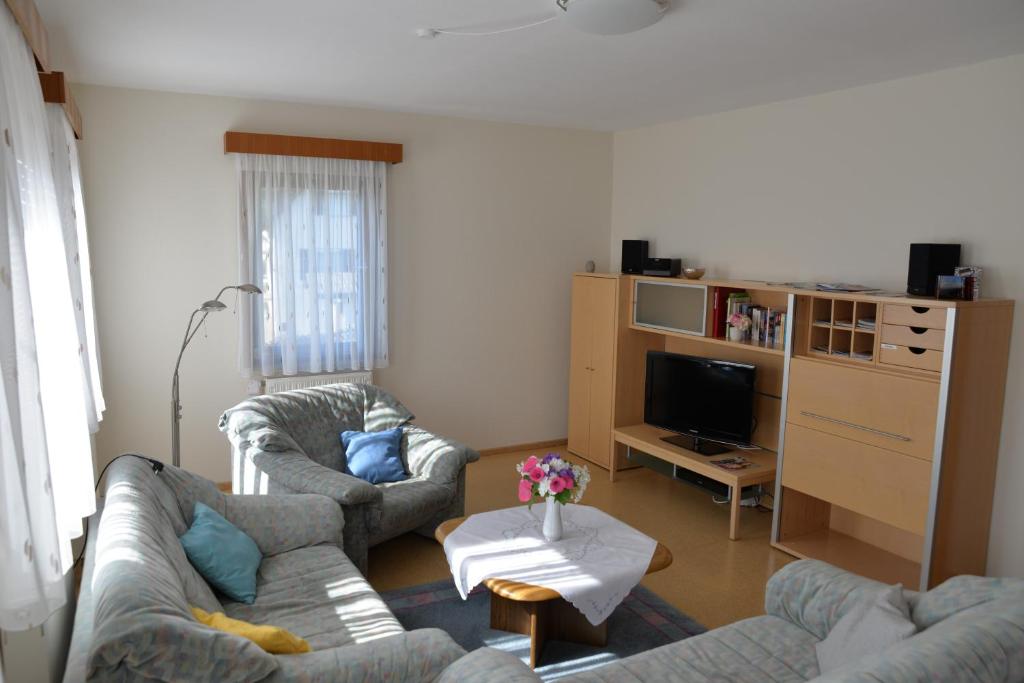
left=219, top=384, right=479, bottom=574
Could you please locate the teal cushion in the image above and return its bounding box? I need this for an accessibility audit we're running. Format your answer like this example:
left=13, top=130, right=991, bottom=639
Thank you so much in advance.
left=179, top=502, right=262, bottom=604
left=340, top=428, right=408, bottom=484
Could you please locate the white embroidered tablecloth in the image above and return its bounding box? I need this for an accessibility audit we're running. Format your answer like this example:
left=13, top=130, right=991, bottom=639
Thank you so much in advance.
left=442, top=504, right=658, bottom=625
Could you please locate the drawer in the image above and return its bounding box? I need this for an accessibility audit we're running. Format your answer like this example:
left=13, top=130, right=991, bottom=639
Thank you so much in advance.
left=786, top=358, right=938, bottom=461
left=881, top=324, right=945, bottom=351
left=782, top=423, right=930, bottom=535
left=882, top=304, right=948, bottom=330
left=879, top=345, right=943, bottom=373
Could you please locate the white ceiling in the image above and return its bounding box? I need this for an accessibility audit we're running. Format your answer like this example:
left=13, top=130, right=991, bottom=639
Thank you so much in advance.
left=34, top=0, right=1024, bottom=131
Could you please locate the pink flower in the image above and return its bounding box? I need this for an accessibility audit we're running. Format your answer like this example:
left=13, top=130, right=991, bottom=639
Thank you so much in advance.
left=528, top=466, right=545, bottom=483
left=518, top=479, right=534, bottom=502
left=549, top=477, right=566, bottom=494
left=560, top=476, right=574, bottom=492
left=523, top=455, right=539, bottom=471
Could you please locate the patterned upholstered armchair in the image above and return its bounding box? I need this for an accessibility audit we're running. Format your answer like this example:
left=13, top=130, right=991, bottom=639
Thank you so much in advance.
left=219, top=384, right=479, bottom=574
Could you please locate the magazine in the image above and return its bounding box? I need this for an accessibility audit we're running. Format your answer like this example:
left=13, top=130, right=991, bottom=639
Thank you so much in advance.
left=711, top=456, right=754, bottom=470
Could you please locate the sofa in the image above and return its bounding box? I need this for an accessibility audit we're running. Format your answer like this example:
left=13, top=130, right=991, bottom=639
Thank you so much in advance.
left=433, top=559, right=1024, bottom=683
left=62, top=456, right=467, bottom=682
left=219, top=384, right=480, bottom=574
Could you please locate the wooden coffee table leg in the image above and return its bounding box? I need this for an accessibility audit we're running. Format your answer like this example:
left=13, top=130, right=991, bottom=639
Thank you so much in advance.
left=729, top=485, right=741, bottom=540
left=489, top=592, right=608, bottom=668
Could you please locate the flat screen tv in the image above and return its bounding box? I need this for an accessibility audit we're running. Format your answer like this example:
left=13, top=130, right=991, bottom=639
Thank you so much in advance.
left=644, top=351, right=756, bottom=455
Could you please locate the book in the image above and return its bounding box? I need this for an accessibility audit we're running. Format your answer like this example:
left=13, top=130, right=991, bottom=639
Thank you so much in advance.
left=711, top=456, right=754, bottom=470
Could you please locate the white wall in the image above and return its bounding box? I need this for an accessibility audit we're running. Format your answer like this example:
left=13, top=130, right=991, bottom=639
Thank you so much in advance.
left=610, top=54, right=1024, bottom=577
left=74, top=85, right=612, bottom=483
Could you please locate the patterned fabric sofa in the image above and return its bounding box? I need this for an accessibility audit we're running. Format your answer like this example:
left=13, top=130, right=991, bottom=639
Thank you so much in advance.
left=219, top=384, right=480, bottom=574
left=62, top=456, right=466, bottom=682
left=435, top=559, right=1024, bottom=683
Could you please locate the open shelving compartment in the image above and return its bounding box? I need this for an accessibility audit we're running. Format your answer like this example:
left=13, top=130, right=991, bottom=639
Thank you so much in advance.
left=774, top=486, right=924, bottom=587
left=797, top=296, right=878, bottom=364
left=705, top=284, right=790, bottom=356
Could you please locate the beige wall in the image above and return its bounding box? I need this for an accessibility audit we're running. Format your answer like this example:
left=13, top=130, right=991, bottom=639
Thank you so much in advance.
left=75, top=84, right=612, bottom=483
left=610, top=54, right=1024, bottom=577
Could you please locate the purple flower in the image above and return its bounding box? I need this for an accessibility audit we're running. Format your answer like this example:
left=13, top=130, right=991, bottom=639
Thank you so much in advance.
left=559, top=469, right=574, bottom=481
left=542, top=453, right=558, bottom=464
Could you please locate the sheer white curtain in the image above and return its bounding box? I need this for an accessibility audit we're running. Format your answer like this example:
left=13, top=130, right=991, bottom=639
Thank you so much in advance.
left=0, top=5, right=97, bottom=630
left=236, top=153, right=389, bottom=377
left=46, top=105, right=105, bottom=431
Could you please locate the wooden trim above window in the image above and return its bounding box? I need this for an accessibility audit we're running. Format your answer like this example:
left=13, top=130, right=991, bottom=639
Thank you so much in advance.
left=224, top=131, right=403, bottom=164
left=4, top=0, right=49, bottom=71
left=38, top=71, right=82, bottom=139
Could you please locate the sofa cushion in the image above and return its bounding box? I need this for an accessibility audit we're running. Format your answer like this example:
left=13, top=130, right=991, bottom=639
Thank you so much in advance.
left=341, top=428, right=408, bottom=484
left=370, top=478, right=453, bottom=544
left=911, top=575, right=1024, bottom=630
left=89, top=457, right=276, bottom=682
left=815, top=584, right=916, bottom=673
left=222, top=544, right=405, bottom=651
left=191, top=607, right=311, bottom=654
left=565, top=614, right=820, bottom=683
left=180, top=502, right=263, bottom=604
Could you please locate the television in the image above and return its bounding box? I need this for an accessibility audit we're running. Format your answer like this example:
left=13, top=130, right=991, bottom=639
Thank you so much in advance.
left=644, top=351, right=756, bottom=455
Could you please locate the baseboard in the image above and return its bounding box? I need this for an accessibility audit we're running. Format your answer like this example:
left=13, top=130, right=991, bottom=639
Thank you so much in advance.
left=477, top=439, right=568, bottom=457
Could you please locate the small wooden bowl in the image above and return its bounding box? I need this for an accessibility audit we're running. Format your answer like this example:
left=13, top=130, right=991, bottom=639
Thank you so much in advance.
left=682, top=267, right=706, bottom=280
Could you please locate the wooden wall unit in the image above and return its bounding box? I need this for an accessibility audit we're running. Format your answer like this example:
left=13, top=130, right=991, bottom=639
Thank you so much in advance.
left=566, top=273, right=1014, bottom=588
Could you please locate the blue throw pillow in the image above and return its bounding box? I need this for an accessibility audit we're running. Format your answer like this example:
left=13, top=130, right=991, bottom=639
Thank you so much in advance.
left=179, top=502, right=262, bottom=604
left=340, top=428, right=408, bottom=484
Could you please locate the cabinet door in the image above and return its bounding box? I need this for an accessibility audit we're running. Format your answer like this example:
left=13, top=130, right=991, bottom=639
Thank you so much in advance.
left=567, top=277, right=594, bottom=457
left=584, top=278, right=618, bottom=468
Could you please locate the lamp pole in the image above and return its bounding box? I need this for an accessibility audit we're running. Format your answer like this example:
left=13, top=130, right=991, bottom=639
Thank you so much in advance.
left=171, top=284, right=261, bottom=468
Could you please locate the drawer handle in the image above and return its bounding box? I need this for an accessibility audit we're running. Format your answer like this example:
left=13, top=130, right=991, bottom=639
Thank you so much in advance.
left=910, top=326, right=927, bottom=334
left=908, top=347, right=926, bottom=355
left=912, top=306, right=930, bottom=314
left=799, top=411, right=912, bottom=442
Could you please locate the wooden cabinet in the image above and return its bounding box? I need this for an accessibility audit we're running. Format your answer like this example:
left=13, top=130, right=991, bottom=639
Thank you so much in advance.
left=568, top=274, right=619, bottom=468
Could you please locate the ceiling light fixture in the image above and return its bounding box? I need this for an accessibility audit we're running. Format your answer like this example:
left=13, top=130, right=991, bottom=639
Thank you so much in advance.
left=416, top=0, right=670, bottom=39
left=557, top=0, right=670, bottom=35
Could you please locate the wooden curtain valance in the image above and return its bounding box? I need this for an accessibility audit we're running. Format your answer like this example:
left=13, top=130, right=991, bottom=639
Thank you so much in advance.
left=224, top=131, right=403, bottom=164
left=5, top=0, right=49, bottom=71
left=39, top=71, right=82, bottom=139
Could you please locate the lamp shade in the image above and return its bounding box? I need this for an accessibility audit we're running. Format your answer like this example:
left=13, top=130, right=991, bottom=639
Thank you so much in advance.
left=559, top=0, right=669, bottom=35
left=200, top=300, right=227, bottom=312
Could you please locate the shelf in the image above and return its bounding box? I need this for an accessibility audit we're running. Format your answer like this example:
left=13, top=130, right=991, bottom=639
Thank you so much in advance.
left=627, top=323, right=786, bottom=356
left=773, top=528, right=921, bottom=587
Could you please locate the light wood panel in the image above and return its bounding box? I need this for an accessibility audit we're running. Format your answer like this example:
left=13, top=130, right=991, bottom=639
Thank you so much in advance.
left=38, top=71, right=82, bottom=139
left=567, top=277, right=593, bottom=458
left=786, top=357, right=939, bottom=461
left=782, top=424, right=930, bottom=535
left=878, top=345, right=943, bottom=373
left=829, top=506, right=924, bottom=564
left=929, top=303, right=1014, bottom=584
left=4, top=0, right=49, bottom=71
left=773, top=528, right=921, bottom=587
left=777, top=487, right=830, bottom=541
left=882, top=304, right=948, bottom=329
left=880, top=324, right=946, bottom=351
left=587, top=277, right=619, bottom=469
left=224, top=131, right=403, bottom=163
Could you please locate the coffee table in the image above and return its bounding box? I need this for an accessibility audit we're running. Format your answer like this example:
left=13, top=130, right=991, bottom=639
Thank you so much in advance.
left=435, top=516, right=673, bottom=668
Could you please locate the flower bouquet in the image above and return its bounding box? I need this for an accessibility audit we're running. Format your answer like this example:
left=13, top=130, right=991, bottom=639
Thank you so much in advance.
left=515, top=453, right=590, bottom=542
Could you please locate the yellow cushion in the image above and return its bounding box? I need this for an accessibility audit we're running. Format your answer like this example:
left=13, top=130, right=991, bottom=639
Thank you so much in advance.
left=191, top=607, right=311, bottom=654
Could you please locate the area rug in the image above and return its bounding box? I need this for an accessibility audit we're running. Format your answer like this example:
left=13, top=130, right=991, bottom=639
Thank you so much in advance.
left=381, top=580, right=706, bottom=680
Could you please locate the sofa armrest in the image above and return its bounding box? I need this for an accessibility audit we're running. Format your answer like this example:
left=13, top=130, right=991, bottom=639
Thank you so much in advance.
left=267, top=628, right=465, bottom=683
left=433, top=647, right=540, bottom=683
left=403, top=425, right=480, bottom=484
left=249, top=448, right=382, bottom=507
left=765, top=559, right=894, bottom=640
left=223, top=494, right=344, bottom=556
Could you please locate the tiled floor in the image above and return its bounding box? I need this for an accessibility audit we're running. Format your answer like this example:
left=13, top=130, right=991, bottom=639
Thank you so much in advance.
left=367, top=445, right=794, bottom=629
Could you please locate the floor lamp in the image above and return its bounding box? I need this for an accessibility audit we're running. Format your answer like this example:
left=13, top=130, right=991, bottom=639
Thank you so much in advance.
left=171, top=284, right=261, bottom=468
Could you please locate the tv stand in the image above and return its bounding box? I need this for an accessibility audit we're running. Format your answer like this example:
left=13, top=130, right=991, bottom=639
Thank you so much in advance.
left=661, top=434, right=731, bottom=456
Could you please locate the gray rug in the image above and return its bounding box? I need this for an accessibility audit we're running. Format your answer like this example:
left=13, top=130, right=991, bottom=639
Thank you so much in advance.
left=381, top=580, right=706, bottom=680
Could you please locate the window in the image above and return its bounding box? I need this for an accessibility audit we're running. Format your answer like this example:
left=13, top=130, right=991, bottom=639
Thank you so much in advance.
left=236, top=154, right=388, bottom=377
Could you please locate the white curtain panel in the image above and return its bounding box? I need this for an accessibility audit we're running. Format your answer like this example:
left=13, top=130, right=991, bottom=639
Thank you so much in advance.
left=236, top=153, right=389, bottom=377
left=0, top=5, right=96, bottom=630
left=46, top=105, right=105, bottom=432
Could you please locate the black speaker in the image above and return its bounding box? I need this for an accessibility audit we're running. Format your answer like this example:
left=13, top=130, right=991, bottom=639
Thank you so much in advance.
left=643, top=258, right=681, bottom=277
left=621, top=240, right=648, bottom=274
left=907, top=243, right=961, bottom=297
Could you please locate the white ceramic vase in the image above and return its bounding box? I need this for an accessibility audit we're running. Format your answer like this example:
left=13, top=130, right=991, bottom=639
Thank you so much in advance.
left=543, top=498, right=563, bottom=542
left=728, top=327, right=744, bottom=342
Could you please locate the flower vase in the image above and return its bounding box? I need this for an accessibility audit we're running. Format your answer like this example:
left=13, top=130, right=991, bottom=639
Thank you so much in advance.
left=728, top=327, right=743, bottom=342
left=543, top=498, right=563, bottom=542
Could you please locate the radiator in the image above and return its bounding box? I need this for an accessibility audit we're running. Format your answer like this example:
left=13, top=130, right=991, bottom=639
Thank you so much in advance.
left=263, top=371, right=373, bottom=394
